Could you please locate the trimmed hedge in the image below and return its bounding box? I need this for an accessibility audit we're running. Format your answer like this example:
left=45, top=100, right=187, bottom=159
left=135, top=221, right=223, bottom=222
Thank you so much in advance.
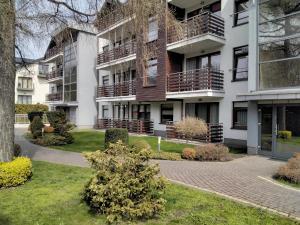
left=28, top=111, right=44, bottom=122
left=16, top=104, right=48, bottom=114
left=104, top=128, right=129, bottom=149
left=0, top=157, right=32, bottom=188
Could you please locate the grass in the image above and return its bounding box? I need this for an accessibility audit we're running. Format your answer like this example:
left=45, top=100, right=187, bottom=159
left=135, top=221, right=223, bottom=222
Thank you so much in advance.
left=275, top=178, right=300, bottom=189
left=0, top=161, right=299, bottom=225
left=277, top=136, right=300, bottom=146
left=50, top=131, right=194, bottom=153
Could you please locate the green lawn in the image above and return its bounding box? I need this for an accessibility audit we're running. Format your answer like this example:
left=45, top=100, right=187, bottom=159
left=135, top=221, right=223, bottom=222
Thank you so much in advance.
left=275, top=178, right=300, bottom=189
left=0, top=161, right=299, bottom=225
left=50, top=131, right=194, bottom=153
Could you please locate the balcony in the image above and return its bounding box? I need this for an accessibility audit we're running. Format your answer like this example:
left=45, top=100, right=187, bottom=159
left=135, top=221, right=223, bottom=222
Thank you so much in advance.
left=95, top=4, right=134, bottom=34
left=166, top=68, right=224, bottom=98
left=46, top=92, right=63, bottom=102
left=44, top=45, right=63, bottom=61
left=97, top=81, right=136, bottom=98
left=96, top=118, right=154, bottom=134
left=46, top=68, right=63, bottom=81
left=166, top=122, right=223, bottom=143
left=167, top=12, right=225, bottom=54
left=17, top=86, right=34, bottom=91
left=97, top=40, right=136, bottom=68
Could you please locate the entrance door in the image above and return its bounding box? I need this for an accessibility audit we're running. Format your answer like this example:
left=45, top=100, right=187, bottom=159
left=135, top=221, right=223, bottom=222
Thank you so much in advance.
left=259, top=105, right=300, bottom=159
left=274, top=105, right=300, bottom=159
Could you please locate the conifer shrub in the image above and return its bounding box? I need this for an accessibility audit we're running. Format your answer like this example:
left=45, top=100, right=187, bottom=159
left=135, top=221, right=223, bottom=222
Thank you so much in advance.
left=83, top=141, right=166, bottom=223
left=104, top=128, right=129, bottom=149
left=30, top=116, right=44, bottom=138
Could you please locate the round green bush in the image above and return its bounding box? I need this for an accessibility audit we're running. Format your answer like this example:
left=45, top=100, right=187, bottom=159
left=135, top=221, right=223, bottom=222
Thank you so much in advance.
left=131, top=140, right=151, bottom=151
left=0, top=157, right=32, bottom=188
left=104, top=128, right=129, bottom=149
left=31, top=116, right=44, bottom=138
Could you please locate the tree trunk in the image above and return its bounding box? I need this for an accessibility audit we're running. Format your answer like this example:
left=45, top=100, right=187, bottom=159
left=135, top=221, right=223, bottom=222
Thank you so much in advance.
left=0, top=0, right=15, bottom=162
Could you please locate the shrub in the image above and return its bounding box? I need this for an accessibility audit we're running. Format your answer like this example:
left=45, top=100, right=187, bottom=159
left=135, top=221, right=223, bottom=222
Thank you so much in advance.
left=131, top=140, right=151, bottom=151
left=104, top=128, right=129, bottom=149
left=33, top=134, right=70, bottom=146
left=181, top=148, right=196, bottom=160
left=174, top=117, right=208, bottom=142
left=195, top=144, right=231, bottom=161
left=274, top=153, right=300, bottom=184
left=13, top=144, right=22, bottom=157
left=83, top=141, right=166, bottom=223
left=30, top=116, right=44, bottom=138
left=16, top=104, right=48, bottom=114
left=46, top=111, right=68, bottom=134
left=0, top=157, right=32, bottom=188
left=28, top=111, right=44, bottom=122
left=150, top=151, right=182, bottom=161
left=44, top=126, right=54, bottom=133
left=278, top=130, right=292, bottom=140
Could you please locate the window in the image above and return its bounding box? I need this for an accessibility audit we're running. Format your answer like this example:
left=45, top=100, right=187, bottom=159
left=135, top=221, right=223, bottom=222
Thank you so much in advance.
left=38, top=64, right=48, bottom=76
left=64, top=42, right=77, bottom=63
left=259, top=0, right=300, bottom=89
left=148, top=17, right=158, bottom=42
left=232, top=102, right=248, bottom=130
left=102, top=75, right=109, bottom=86
left=233, top=46, right=248, bottom=81
left=234, top=0, right=249, bottom=26
left=17, top=95, right=32, bottom=104
left=64, top=66, right=77, bottom=102
left=102, top=45, right=109, bottom=52
left=144, top=59, right=157, bottom=86
left=132, top=104, right=151, bottom=120
left=102, top=105, right=109, bottom=118
left=161, top=104, right=173, bottom=124
left=187, top=52, right=221, bottom=70
left=185, top=103, right=219, bottom=124
left=18, top=77, right=33, bottom=90
left=187, top=1, right=221, bottom=19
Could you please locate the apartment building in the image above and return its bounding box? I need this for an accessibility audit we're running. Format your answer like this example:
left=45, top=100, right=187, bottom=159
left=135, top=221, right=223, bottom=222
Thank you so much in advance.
left=43, top=25, right=98, bottom=128
left=95, top=0, right=300, bottom=159
left=15, top=58, right=49, bottom=105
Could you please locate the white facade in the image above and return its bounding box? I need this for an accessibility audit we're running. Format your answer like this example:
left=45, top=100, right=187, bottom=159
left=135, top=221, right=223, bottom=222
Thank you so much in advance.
left=15, top=61, right=49, bottom=105
left=44, top=27, right=98, bottom=128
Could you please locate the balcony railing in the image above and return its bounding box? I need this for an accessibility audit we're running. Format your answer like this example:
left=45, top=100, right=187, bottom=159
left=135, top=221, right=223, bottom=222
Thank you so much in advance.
left=95, top=4, right=134, bottom=32
left=46, top=92, right=63, bottom=102
left=97, top=80, right=136, bottom=98
left=166, top=122, right=223, bottom=143
left=46, top=68, right=63, bottom=80
left=45, top=45, right=63, bottom=59
left=167, top=12, right=225, bottom=44
left=97, top=40, right=136, bottom=65
left=167, top=68, right=224, bottom=92
left=96, top=118, right=154, bottom=134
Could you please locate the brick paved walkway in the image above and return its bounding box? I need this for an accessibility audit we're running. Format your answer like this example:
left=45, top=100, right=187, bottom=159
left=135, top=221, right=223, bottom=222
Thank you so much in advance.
left=157, top=157, right=300, bottom=218
left=15, top=128, right=300, bottom=219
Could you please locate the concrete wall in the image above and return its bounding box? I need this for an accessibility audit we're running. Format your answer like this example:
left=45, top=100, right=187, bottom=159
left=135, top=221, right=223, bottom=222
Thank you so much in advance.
left=76, top=32, right=98, bottom=128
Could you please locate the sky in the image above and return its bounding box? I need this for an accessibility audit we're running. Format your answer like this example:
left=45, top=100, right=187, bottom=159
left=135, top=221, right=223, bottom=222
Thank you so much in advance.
left=18, top=0, right=105, bottom=60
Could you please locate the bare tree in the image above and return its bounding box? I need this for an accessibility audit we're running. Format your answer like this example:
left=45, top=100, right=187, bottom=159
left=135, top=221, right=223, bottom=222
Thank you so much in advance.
left=0, top=0, right=101, bottom=162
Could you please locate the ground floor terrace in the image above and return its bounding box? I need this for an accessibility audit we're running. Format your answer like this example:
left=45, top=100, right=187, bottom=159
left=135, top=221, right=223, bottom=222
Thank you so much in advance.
left=95, top=99, right=245, bottom=145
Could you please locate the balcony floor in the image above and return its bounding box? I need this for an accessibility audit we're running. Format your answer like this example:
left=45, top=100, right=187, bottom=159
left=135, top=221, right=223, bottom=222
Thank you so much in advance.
left=96, top=54, right=136, bottom=70
left=167, top=34, right=225, bottom=54
left=166, top=89, right=225, bottom=99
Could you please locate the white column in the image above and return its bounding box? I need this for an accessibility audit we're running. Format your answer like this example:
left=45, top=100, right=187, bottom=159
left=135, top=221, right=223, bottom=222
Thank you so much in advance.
left=247, top=101, right=259, bottom=154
